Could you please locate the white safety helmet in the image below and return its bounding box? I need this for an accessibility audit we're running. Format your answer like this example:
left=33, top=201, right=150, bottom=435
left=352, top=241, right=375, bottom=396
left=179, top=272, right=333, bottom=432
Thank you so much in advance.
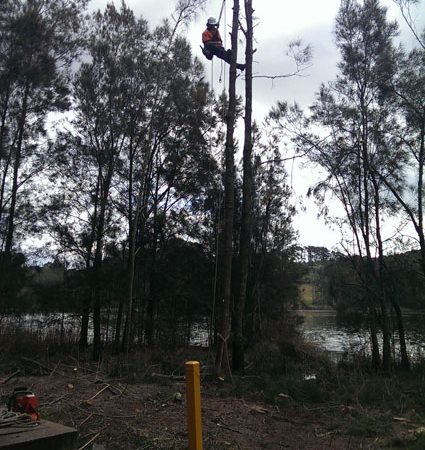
left=207, top=17, right=218, bottom=26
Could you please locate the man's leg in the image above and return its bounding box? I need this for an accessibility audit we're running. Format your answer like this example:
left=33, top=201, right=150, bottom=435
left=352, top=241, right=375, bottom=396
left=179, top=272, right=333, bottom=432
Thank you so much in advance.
left=212, top=46, right=231, bottom=64
left=211, top=47, right=245, bottom=70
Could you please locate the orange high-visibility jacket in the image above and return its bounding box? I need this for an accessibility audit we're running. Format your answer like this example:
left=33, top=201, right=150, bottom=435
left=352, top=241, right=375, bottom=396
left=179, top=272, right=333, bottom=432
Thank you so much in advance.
left=202, top=27, right=223, bottom=47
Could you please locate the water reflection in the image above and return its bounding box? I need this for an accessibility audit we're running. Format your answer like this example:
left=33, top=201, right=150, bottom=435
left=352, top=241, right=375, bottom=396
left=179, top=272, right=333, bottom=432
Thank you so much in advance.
left=299, top=310, right=425, bottom=361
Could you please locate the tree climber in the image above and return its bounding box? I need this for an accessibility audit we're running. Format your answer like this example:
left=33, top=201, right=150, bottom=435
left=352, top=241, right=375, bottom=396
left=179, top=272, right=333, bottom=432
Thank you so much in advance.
left=202, top=17, right=246, bottom=71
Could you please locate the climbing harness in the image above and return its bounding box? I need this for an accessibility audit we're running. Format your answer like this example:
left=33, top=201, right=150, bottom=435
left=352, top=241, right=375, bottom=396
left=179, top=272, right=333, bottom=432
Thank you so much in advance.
left=201, top=0, right=227, bottom=63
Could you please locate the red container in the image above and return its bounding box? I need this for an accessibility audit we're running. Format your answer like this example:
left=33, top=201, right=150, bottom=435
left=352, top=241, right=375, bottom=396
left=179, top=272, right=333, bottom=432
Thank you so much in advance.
left=9, top=388, right=40, bottom=421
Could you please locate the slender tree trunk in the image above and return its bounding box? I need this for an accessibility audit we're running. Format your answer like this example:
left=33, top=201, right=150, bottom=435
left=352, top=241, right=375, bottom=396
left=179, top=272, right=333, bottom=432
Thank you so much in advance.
left=4, top=81, right=29, bottom=256
left=215, top=0, right=240, bottom=378
left=417, top=119, right=425, bottom=276
left=145, top=165, right=161, bottom=346
left=232, top=0, right=253, bottom=372
left=114, top=295, right=124, bottom=349
left=92, top=164, right=115, bottom=360
left=123, top=2, right=194, bottom=358
left=79, top=171, right=101, bottom=348
left=369, top=308, right=381, bottom=369
left=371, top=174, right=392, bottom=371
left=92, top=271, right=102, bottom=360
left=392, top=301, right=410, bottom=370
left=0, top=81, right=11, bottom=226
left=79, top=293, right=90, bottom=349
left=124, top=155, right=151, bottom=353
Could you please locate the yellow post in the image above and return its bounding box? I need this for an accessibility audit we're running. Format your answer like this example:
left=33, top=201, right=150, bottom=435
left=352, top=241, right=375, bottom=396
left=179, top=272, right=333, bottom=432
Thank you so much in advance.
left=185, top=361, right=203, bottom=450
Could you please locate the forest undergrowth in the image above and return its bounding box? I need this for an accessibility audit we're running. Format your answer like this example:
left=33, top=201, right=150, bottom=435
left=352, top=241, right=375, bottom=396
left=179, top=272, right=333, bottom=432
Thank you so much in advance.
left=1, top=332, right=425, bottom=449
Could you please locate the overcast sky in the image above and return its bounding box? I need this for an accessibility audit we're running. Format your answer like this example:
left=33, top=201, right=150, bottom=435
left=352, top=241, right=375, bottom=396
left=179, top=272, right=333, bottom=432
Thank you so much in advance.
left=87, top=0, right=425, bottom=250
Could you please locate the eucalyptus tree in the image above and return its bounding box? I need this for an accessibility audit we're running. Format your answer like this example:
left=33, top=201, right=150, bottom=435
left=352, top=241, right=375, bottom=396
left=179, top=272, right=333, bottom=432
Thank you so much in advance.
left=122, top=0, right=207, bottom=357
left=270, top=0, right=407, bottom=370
left=372, top=42, right=425, bottom=280
left=118, top=35, right=215, bottom=348
left=232, top=0, right=254, bottom=372
left=214, top=0, right=243, bottom=378
left=0, top=0, right=86, bottom=297
left=46, top=3, right=153, bottom=359
left=246, top=135, right=298, bottom=344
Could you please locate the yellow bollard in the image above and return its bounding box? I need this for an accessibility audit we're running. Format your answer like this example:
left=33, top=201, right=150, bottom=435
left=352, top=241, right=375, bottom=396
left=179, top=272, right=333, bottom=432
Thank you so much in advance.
left=185, top=361, right=203, bottom=450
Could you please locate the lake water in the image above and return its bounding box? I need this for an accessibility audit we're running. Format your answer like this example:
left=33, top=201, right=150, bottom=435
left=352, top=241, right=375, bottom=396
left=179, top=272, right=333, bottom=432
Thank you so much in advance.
left=3, top=311, right=425, bottom=362
left=299, top=310, right=425, bottom=361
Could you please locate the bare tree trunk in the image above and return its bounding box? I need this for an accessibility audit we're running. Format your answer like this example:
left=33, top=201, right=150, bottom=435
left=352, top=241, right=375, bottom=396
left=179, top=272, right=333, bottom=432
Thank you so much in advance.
left=79, top=171, right=101, bottom=349
left=79, top=294, right=90, bottom=349
left=392, top=301, right=410, bottom=370
left=4, top=81, right=29, bottom=256
left=417, top=120, right=425, bottom=276
left=123, top=0, right=205, bottom=359
left=215, top=0, right=240, bottom=378
left=232, top=0, right=253, bottom=373
left=114, top=295, right=124, bottom=349
left=371, top=174, right=392, bottom=371
left=92, top=161, right=115, bottom=360
left=0, top=81, right=12, bottom=227
left=369, top=308, right=381, bottom=369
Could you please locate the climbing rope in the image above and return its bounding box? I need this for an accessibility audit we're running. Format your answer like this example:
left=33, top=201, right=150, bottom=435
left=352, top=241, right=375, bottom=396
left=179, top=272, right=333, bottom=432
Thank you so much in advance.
left=0, top=409, right=38, bottom=428
left=217, top=0, right=226, bottom=26
left=218, top=0, right=227, bottom=84
left=209, top=0, right=228, bottom=349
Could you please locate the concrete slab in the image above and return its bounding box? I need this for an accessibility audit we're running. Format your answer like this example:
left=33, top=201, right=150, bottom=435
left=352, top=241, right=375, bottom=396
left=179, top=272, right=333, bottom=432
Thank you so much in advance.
left=0, top=419, right=77, bottom=450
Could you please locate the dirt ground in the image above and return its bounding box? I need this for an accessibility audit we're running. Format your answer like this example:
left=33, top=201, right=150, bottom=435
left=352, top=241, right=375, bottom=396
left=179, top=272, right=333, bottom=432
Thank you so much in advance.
left=0, top=359, right=402, bottom=450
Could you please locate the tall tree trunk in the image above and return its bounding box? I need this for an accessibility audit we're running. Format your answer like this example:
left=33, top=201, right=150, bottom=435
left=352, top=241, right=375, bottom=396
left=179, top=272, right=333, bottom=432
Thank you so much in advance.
left=79, top=172, right=101, bottom=349
left=4, top=81, right=29, bottom=256
left=123, top=0, right=198, bottom=359
left=79, top=292, right=90, bottom=349
left=371, top=174, right=392, bottom=371
left=232, top=0, right=253, bottom=372
left=369, top=307, right=381, bottom=370
left=417, top=120, right=425, bottom=276
left=392, top=301, right=410, bottom=370
left=0, top=81, right=12, bottom=226
left=124, top=151, right=151, bottom=355
left=114, top=295, right=124, bottom=349
left=145, top=164, right=161, bottom=346
left=92, top=162, right=115, bottom=360
left=215, top=0, right=240, bottom=378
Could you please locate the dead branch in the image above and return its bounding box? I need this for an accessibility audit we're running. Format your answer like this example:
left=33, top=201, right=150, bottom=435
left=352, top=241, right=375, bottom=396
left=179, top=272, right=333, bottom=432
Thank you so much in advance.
left=1, top=370, right=20, bottom=384
left=151, top=372, right=185, bottom=381
left=252, top=65, right=312, bottom=81
left=21, top=357, right=53, bottom=374
left=49, top=360, right=61, bottom=377
left=73, top=404, right=136, bottom=419
left=248, top=404, right=271, bottom=415
left=79, top=413, right=93, bottom=427
left=84, top=384, right=111, bottom=405
left=40, top=394, right=68, bottom=407
left=78, top=431, right=101, bottom=450
left=216, top=421, right=243, bottom=434
left=107, top=385, right=122, bottom=396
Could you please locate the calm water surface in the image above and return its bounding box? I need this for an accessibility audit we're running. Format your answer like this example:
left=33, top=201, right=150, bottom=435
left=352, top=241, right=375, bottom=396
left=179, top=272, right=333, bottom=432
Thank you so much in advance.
left=299, top=310, right=425, bottom=360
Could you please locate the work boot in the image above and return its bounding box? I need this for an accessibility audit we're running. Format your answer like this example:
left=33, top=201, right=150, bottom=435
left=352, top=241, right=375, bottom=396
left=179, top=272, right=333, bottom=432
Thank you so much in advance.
left=237, top=63, right=245, bottom=71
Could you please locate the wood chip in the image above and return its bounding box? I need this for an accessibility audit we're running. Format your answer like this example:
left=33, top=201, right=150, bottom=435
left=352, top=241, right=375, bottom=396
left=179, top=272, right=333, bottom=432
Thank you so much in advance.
left=249, top=405, right=270, bottom=415
left=393, top=417, right=414, bottom=423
